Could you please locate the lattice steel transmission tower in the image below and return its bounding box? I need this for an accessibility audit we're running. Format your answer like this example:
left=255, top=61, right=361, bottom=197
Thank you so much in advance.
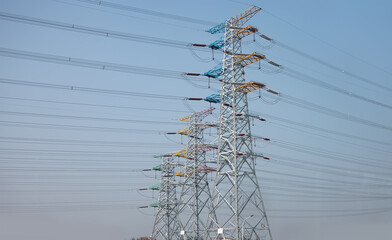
left=206, top=6, right=273, bottom=240
left=151, top=154, right=182, bottom=240
left=175, top=107, right=216, bottom=239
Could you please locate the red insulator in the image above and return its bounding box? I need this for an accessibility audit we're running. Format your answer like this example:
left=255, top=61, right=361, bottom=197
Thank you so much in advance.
left=138, top=188, right=148, bottom=191
left=139, top=206, right=148, bottom=208
left=166, top=132, right=177, bottom=135
left=187, top=98, right=203, bottom=101
left=163, top=174, right=173, bottom=177
left=142, top=169, right=151, bottom=171
left=236, top=152, right=245, bottom=156
left=259, top=118, right=266, bottom=121
left=236, top=113, right=244, bottom=116
left=263, top=138, right=270, bottom=141
left=191, top=43, right=207, bottom=47
left=263, top=156, right=270, bottom=160
left=238, top=133, right=245, bottom=136
left=223, top=103, right=232, bottom=107
left=185, top=73, right=201, bottom=76
left=162, top=154, right=172, bottom=157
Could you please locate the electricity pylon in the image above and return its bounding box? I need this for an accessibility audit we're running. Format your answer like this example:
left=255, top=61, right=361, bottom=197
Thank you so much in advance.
left=151, top=154, right=181, bottom=240
left=175, top=107, right=216, bottom=239
left=206, top=6, right=273, bottom=240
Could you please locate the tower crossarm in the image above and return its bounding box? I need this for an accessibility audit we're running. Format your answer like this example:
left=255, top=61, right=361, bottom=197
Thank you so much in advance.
left=177, top=126, right=190, bottom=135
left=234, top=81, right=266, bottom=93
left=174, top=167, right=188, bottom=177
left=173, top=146, right=187, bottom=158
left=232, top=52, right=266, bottom=67
left=231, top=6, right=262, bottom=27
left=230, top=26, right=258, bottom=39
left=177, top=107, right=215, bottom=122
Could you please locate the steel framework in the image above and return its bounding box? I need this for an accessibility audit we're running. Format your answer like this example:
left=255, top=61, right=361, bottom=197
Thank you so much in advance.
left=206, top=6, right=273, bottom=240
left=176, top=107, right=216, bottom=239
left=151, top=154, right=182, bottom=240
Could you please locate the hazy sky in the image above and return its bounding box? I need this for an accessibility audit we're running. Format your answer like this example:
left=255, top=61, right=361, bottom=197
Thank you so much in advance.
left=0, top=0, right=391, bottom=239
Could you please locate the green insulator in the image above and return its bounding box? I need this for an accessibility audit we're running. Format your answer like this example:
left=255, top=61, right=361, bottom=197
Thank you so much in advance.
left=152, top=165, right=162, bottom=171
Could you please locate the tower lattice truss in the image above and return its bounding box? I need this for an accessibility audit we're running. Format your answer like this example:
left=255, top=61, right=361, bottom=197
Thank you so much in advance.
left=176, top=107, right=216, bottom=239
left=151, top=154, right=182, bottom=240
left=152, top=107, right=217, bottom=240
left=206, top=6, right=273, bottom=240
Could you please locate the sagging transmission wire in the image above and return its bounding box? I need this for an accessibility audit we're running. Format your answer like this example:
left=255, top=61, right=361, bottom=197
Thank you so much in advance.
left=41, top=0, right=392, bottom=100
left=260, top=8, right=392, bottom=78
left=0, top=96, right=188, bottom=113
left=74, top=0, right=218, bottom=26
left=2, top=77, right=391, bottom=149
left=0, top=136, right=178, bottom=148
left=259, top=153, right=392, bottom=184
left=4, top=12, right=389, bottom=110
left=0, top=148, right=161, bottom=157
left=0, top=110, right=185, bottom=126
left=250, top=110, right=392, bottom=147
left=67, top=0, right=392, bottom=83
left=257, top=168, right=383, bottom=190
left=263, top=120, right=392, bottom=156
left=255, top=137, right=392, bottom=172
left=0, top=120, right=166, bottom=135
left=248, top=53, right=392, bottom=111
left=265, top=155, right=392, bottom=186
left=259, top=180, right=392, bottom=200
left=250, top=92, right=392, bottom=132
left=260, top=184, right=392, bottom=202
left=0, top=48, right=212, bottom=83
left=258, top=165, right=390, bottom=194
left=260, top=177, right=392, bottom=198
left=282, top=67, right=392, bottom=110
left=0, top=48, right=222, bottom=91
left=0, top=12, right=214, bottom=53
left=258, top=171, right=392, bottom=193
left=2, top=94, right=390, bottom=153
left=261, top=138, right=392, bottom=171
left=0, top=78, right=187, bottom=100
left=0, top=140, right=176, bottom=149
left=68, top=0, right=392, bottom=91
left=256, top=33, right=392, bottom=93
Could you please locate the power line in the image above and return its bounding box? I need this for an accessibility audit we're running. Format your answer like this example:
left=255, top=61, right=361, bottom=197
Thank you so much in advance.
left=0, top=47, right=194, bottom=80
left=264, top=120, right=392, bottom=155
left=251, top=110, right=392, bottom=147
left=252, top=92, right=392, bottom=132
left=281, top=67, right=392, bottom=110
left=0, top=110, right=184, bottom=125
left=0, top=119, right=165, bottom=134
left=265, top=138, right=392, bottom=170
left=0, top=11, right=212, bottom=52
left=0, top=78, right=185, bottom=100
left=0, top=136, right=178, bottom=147
left=75, top=0, right=218, bottom=26
left=261, top=8, right=392, bottom=76
left=270, top=39, right=392, bottom=93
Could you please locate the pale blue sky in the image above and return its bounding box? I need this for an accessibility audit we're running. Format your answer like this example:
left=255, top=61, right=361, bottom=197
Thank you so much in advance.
left=0, top=0, right=391, bottom=239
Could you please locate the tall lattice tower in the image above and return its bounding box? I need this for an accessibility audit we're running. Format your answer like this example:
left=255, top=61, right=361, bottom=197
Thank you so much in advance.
left=175, top=107, right=216, bottom=239
left=206, top=6, right=273, bottom=240
left=151, top=154, right=181, bottom=240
